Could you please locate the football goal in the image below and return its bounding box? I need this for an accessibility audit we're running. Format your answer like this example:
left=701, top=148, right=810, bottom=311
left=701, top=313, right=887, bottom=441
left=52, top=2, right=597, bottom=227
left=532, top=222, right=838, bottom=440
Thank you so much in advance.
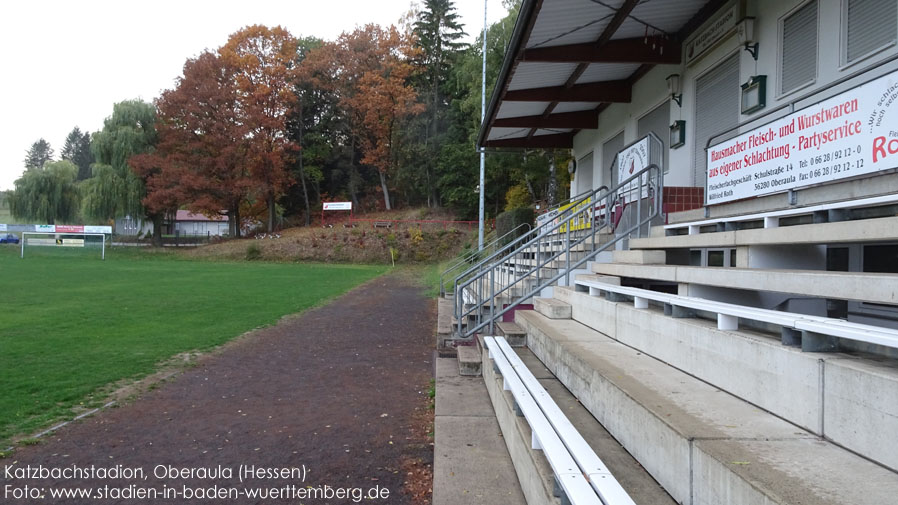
left=20, top=232, right=108, bottom=260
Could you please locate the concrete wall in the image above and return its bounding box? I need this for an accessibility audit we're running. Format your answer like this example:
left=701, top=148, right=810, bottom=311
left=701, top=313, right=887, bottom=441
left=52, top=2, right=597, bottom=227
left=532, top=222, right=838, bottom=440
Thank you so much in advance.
left=554, top=286, right=898, bottom=472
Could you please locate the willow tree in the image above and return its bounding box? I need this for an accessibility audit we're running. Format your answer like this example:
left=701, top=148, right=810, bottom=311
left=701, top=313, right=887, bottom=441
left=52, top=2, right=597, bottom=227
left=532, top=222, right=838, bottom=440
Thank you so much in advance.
left=81, top=100, right=159, bottom=238
left=9, top=160, right=80, bottom=224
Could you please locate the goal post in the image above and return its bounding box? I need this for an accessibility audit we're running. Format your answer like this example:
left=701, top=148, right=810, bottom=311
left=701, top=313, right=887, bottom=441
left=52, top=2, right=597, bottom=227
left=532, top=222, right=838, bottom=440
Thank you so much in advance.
left=20, top=225, right=111, bottom=260
left=21, top=232, right=107, bottom=259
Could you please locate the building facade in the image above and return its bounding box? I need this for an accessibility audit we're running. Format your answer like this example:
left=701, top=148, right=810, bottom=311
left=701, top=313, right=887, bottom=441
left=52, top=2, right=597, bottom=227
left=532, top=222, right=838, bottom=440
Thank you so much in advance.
left=479, top=0, right=898, bottom=329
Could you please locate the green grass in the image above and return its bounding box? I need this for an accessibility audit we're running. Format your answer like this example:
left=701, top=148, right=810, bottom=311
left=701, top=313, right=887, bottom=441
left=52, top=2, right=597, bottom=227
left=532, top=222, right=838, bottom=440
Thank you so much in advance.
left=420, top=261, right=448, bottom=298
left=0, top=246, right=386, bottom=446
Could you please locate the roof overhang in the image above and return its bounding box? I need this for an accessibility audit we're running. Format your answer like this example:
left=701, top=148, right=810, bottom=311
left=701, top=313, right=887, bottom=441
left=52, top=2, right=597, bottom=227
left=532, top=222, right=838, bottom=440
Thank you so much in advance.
left=478, top=0, right=728, bottom=150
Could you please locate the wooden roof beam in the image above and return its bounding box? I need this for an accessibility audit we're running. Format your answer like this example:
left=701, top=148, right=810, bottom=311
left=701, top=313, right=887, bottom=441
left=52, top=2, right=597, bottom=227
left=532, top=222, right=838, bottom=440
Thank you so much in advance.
left=504, top=80, right=631, bottom=103
left=493, top=110, right=598, bottom=129
left=483, top=132, right=574, bottom=149
left=523, top=37, right=681, bottom=64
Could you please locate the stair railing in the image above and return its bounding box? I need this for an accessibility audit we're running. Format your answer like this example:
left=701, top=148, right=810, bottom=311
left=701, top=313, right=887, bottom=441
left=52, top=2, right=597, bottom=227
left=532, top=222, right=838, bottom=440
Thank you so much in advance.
left=455, top=164, right=663, bottom=338
left=451, top=188, right=604, bottom=328
left=439, top=222, right=531, bottom=296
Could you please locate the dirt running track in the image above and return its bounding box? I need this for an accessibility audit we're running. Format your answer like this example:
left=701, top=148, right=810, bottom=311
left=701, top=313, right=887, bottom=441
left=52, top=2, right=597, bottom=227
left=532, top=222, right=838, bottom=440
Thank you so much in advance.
left=2, top=273, right=435, bottom=504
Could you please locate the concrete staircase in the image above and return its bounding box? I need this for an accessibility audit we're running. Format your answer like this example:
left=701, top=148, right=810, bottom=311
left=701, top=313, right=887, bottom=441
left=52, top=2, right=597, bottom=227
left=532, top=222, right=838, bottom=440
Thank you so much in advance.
left=513, top=302, right=898, bottom=504
left=472, top=202, right=898, bottom=504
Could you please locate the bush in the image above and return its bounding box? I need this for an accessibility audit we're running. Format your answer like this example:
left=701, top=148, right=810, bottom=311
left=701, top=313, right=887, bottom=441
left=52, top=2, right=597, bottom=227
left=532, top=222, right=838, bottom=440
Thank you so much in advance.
left=245, top=243, right=262, bottom=260
left=504, top=184, right=532, bottom=211
left=496, top=207, right=535, bottom=245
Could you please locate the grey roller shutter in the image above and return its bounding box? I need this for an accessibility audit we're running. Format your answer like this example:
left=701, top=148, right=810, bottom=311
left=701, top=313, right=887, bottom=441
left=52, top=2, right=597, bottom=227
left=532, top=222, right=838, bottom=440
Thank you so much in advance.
left=576, top=152, right=594, bottom=195
left=693, top=53, right=740, bottom=188
left=603, top=132, right=624, bottom=188
left=637, top=100, right=671, bottom=172
left=781, top=1, right=818, bottom=94
left=846, top=0, right=897, bottom=63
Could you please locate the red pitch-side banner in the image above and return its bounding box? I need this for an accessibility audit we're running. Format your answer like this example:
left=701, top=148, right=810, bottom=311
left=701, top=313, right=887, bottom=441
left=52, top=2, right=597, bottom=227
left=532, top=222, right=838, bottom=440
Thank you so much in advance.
left=55, top=225, right=85, bottom=233
left=706, top=69, right=898, bottom=204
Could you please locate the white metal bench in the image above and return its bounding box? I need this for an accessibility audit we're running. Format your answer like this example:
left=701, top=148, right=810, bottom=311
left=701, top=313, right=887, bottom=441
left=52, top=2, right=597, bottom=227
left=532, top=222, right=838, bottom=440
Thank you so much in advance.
left=574, top=278, right=898, bottom=351
left=664, top=193, right=898, bottom=235
left=484, top=336, right=636, bottom=505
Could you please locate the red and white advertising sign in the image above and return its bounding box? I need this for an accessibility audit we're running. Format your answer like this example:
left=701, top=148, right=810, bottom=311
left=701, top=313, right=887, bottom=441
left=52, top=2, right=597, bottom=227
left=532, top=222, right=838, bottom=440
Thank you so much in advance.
left=706, top=70, right=898, bottom=204
left=618, top=137, right=650, bottom=185
left=322, top=202, right=352, bottom=211
left=56, top=225, right=84, bottom=233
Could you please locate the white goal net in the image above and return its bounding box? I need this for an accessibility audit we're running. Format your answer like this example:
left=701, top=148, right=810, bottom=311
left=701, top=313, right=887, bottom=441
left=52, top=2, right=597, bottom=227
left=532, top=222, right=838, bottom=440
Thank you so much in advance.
left=21, top=232, right=108, bottom=260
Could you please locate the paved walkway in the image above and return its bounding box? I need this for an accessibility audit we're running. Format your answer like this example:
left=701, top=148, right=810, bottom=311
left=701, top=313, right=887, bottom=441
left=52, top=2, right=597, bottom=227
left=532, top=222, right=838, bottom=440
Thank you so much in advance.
left=2, top=273, right=435, bottom=504
left=433, top=357, right=526, bottom=505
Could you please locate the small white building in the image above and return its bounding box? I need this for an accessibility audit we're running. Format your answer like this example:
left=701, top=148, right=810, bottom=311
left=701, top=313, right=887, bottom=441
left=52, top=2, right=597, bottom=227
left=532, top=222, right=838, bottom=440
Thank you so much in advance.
left=174, top=210, right=228, bottom=236
left=114, top=215, right=153, bottom=237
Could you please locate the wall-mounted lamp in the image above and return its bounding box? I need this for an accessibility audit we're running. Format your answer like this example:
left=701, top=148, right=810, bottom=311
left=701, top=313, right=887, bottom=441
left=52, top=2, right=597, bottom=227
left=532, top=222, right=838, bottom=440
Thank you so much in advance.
left=669, top=120, right=686, bottom=149
left=666, top=74, right=682, bottom=107
left=738, top=18, right=758, bottom=60
left=740, top=75, right=767, bottom=114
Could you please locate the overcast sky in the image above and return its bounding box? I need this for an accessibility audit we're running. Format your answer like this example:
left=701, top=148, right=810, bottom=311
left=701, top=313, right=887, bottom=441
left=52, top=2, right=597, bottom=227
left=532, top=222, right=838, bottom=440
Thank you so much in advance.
left=0, top=0, right=508, bottom=190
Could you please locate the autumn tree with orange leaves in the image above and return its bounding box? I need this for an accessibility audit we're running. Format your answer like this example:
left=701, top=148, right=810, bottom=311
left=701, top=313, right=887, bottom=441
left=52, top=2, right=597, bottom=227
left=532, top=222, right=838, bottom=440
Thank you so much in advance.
left=132, top=51, right=251, bottom=237
left=302, top=25, right=423, bottom=210
left=220, top=25, right=298, bottom=231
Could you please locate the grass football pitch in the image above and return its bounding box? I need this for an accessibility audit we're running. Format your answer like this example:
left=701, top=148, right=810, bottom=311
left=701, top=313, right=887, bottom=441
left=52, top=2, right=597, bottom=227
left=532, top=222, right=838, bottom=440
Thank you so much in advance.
left=0, top=246, right=387, bottom=447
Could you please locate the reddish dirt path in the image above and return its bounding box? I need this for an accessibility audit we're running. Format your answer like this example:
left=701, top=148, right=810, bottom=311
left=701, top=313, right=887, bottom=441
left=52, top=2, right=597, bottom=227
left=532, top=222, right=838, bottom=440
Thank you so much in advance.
left=2, top=273, right=435, bottom=504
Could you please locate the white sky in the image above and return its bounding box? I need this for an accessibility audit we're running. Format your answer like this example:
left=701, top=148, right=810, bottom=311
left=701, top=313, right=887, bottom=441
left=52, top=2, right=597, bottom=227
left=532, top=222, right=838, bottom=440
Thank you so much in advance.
left=0, top=0, right=507, bottom=190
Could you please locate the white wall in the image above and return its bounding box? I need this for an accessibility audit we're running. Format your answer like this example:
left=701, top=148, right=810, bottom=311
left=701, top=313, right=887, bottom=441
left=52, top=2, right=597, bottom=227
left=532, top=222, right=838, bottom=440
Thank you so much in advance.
left=573, top=0, right=898, bottom=192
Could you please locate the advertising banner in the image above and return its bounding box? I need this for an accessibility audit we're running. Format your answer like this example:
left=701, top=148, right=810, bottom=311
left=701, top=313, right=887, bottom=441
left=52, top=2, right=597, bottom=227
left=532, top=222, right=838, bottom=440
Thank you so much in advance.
left=35, top=224, right=55, bottom=233
left=322, top=202, right=352, bottom=211
left=83, top=225, right=113, bottom=234
left=56, top=225, right=84, bottom=233
left=0, top=224, right=6, bottom=232
left=706, top=70, right=898, bottom=204
left=618, top=137, right=650, bottom=185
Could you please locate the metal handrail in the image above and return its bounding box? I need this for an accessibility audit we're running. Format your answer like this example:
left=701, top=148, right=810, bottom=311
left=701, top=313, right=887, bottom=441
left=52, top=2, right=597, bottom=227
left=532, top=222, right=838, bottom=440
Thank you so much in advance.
left=538, top=188, right=592, bottom=219
left=439, top=222, right=532, bottom=296
left=455, top=164, right=663, bottom=338
left=451, top=187, right=602, bottom=308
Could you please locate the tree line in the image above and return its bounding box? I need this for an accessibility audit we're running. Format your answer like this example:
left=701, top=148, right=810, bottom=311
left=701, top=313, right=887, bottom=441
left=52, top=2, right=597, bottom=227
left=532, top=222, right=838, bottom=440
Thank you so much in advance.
left=8, top=0, right=569, bottom=246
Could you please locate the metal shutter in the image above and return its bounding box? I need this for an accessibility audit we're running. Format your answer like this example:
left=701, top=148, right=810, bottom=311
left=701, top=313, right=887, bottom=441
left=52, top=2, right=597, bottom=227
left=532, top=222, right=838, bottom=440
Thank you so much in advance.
left=603, top=132, right=624, bottom=188
left=576, top=152, right=594, bottom=195
left=637, top=100, right=671, bottom=172
left=693, top=53, right=740, bottom=188
left=781, top=1, right=818, bottom=94
left=847, top=0, right=897, bottom=63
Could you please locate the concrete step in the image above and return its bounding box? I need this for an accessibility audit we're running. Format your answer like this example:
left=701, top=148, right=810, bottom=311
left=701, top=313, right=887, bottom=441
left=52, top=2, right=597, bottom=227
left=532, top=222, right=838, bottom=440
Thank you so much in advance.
left=495, top=321, right=527, bottom=347
left=458, top=346, right=482, bottom=376
left=433, top=358, right=526, bottom=505
left=630, top=215, right=898, bottom=250
left=503, top=257, right=589, bottom=270
left=590, top=262, right=898, bottom=306
left=481, top=345, right=677, bottom=505
left=534, top=297, right=571, bottom=319
left=437, top=296, right=454, bottom=336
left=514, top=309, right=898, bottom=504
left=611, top=249, right=666, bottom=264
left=574, top=273, right=621, bottom=286
left=553, top=284, right=898, bottom=471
